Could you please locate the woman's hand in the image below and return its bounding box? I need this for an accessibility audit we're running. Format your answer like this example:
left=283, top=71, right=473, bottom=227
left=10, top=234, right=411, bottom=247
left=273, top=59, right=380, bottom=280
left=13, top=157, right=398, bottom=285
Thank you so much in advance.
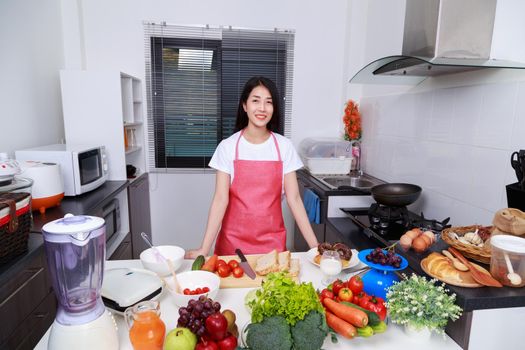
left=185, top=248, right=207, bottom=259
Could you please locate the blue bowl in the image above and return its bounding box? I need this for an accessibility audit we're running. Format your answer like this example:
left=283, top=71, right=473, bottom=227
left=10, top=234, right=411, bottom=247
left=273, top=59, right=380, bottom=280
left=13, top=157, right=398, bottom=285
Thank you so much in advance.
left=357, top=249, right=408, bottom=271
left=361, top=269, right=400, bottom=300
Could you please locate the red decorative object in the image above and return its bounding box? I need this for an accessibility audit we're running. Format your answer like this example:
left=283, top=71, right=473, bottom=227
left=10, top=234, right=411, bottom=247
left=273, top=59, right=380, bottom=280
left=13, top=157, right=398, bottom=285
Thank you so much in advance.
left=343, top=99, right=362, bottom=141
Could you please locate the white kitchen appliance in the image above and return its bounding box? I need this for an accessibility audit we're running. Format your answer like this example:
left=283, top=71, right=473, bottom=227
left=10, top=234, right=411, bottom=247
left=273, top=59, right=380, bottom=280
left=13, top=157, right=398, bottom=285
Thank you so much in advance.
left=15, top=144, right=108, bottom=196
left=18, top=160, right=64, bottom=214
left=42, top=214, right=118, bottom=350
left=298, top=138, right=353, bottom=175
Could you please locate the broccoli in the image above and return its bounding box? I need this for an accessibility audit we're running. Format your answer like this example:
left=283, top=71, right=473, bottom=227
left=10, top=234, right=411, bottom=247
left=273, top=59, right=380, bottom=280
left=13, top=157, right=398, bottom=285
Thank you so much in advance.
left=245, top=315, right=292, bottom=350
left=291, top=311, right=329, bottom=350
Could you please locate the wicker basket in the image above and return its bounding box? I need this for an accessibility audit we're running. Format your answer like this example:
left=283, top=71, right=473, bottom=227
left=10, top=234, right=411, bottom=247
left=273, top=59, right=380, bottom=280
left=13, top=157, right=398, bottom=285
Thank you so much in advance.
left=441, top=225, right=492, bottom=264
left=0, top=192, right=31, bottom=265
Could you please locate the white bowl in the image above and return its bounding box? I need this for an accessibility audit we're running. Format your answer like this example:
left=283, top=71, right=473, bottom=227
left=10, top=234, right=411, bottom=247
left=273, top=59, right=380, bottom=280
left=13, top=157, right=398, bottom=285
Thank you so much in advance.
left=140, top=245, right=185, bottom=276
left=165, top=270, right=220, bottom=307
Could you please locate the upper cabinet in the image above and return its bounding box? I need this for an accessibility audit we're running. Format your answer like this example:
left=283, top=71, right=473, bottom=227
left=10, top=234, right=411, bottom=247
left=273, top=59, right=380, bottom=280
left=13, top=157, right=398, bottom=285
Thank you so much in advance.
left=60, top=70, right=146, bottom=181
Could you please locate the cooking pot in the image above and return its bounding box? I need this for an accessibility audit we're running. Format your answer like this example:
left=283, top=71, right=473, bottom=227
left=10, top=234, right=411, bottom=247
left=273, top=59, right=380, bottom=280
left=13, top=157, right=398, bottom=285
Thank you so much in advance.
left=371, top=183, right=422, bottom=207
left=19, top=161, right=64, bottom=214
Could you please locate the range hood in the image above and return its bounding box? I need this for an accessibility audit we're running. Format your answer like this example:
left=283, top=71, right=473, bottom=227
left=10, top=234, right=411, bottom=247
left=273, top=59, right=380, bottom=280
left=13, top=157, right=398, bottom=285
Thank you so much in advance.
left=350, top=0, right=525, bottom=85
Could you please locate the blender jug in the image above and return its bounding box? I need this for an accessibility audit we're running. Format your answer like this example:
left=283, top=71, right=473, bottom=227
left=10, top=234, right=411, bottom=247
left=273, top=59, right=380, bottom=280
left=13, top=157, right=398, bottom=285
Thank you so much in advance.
left=42, top=214, right=118, bottom=349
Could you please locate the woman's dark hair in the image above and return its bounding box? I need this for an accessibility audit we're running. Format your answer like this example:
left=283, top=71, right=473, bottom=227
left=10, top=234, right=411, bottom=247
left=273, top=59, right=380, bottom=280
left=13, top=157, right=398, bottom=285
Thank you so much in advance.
left=234, top=76, right=282, bottom=132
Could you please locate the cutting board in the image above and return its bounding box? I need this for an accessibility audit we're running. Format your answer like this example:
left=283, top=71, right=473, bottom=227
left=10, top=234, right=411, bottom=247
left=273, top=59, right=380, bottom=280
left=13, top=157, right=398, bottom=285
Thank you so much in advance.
left=216, top=254, right=299, bottom=289
left=421, top=253, right=492, bottom=288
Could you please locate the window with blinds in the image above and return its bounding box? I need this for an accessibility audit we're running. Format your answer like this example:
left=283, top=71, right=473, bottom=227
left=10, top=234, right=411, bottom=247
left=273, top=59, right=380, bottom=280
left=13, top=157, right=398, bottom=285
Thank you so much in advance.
left=144, top=23, right=295, bottom=171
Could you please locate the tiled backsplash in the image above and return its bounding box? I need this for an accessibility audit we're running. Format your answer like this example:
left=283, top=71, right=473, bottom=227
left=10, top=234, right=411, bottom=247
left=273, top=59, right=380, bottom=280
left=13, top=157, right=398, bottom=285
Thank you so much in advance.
left=360, top=80, right=525, bottom=226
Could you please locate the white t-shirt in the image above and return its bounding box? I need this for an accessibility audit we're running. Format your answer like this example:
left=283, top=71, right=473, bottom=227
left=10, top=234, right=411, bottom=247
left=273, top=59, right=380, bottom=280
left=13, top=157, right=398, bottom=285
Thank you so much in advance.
left=209, top=131, right=304, bottom=183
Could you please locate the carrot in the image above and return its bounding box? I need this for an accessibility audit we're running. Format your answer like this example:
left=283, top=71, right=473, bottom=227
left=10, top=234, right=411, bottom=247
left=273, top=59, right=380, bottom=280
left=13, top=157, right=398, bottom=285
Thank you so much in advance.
left=325, top=310, right=356, bottom=339
left=202, top=254, right=218, bottom=272
left=324, top=298, right=368, bottom=328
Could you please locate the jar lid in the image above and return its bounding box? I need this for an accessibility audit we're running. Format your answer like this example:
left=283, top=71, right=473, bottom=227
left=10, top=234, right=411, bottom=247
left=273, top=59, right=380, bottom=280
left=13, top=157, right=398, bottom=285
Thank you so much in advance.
left=0, top=176, right=33, bottom=192
left=43, top=214, right=105, bottom=235
left=491, top=234, right=525, bottom=254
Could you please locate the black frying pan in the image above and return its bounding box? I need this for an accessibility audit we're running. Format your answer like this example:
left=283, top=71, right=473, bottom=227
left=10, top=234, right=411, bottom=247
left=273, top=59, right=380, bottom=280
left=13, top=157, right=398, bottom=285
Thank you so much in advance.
left=371, top=183, right=422, bottom=207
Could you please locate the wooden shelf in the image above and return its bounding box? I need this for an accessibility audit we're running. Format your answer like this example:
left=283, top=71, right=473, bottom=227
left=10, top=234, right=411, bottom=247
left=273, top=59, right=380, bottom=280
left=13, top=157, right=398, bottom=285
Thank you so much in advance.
left=124, top=121, right=143, bottom=127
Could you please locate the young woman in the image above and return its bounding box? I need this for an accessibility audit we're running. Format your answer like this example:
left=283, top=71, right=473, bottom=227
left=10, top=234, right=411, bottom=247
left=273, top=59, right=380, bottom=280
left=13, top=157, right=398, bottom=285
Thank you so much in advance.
left=185, top=77, right=319, bottom=257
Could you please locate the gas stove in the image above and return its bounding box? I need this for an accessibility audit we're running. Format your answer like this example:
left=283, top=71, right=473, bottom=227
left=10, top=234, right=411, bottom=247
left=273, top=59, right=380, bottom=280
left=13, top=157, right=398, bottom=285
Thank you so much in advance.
left=341, top=206, right=451, bottom=246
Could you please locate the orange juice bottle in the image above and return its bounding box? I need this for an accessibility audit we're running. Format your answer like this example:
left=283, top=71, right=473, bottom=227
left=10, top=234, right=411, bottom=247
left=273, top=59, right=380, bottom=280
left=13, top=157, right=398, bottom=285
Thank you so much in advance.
left=125, top=300, right=166, bottom=350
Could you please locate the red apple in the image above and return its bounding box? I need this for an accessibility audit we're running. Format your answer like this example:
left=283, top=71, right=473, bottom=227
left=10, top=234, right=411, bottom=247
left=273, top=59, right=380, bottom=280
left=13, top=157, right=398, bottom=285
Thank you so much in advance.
left=217, top=332, right=238, bottom=350
left=205, top=312, right=228, bottom=341
left=196, top=340, right=219, bottom=350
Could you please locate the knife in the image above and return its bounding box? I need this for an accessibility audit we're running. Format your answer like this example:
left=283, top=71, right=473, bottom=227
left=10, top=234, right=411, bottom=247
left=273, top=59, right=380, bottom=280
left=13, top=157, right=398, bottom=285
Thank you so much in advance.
left=235, top=248, right=257, bottom=279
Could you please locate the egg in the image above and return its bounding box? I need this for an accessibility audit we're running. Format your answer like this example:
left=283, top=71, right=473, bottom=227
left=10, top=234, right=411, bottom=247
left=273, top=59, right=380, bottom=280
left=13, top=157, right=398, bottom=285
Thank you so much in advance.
left=412, top=236, right=428, bottom=253
left=423, top=230, right=435, bottom=244
left=404, top=230, right=420, bottom=240
left=399, top=234, right=413, bottom=250
left=419, top=234, right=432, bottom=247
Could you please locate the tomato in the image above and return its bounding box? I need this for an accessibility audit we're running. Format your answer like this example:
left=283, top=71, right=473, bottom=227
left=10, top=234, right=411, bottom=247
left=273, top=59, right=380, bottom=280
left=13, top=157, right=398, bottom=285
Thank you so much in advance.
left=217, top=264, right=231, bottom=278
left=227, top=260, right=239, bottom=269
left=347, top=275, right=364, bottom=295
left=232, top=266, right=244, bottom=278
left=216, top=259, right=227, bottom=269
left=320, top=289, right=334, bottom=304
left=183, top=288, right=190, bottom=295
left=359, top=294, right=387, bottom=321
left=217, top=332, right=238, bottom=350
left=196, top=287, right=203, bottom=294
left=337, top=287, right=353, bottom=302
left=352, top=291, right=367, bottom=305
left=331, top=280, right=344, bottom=296
left=203, top=286, right=210, bottom=293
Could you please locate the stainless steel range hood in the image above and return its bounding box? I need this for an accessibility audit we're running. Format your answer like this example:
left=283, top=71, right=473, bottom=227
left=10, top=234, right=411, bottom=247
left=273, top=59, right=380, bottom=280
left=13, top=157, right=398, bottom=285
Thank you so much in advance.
left=350, top=0, right=525, bottom=85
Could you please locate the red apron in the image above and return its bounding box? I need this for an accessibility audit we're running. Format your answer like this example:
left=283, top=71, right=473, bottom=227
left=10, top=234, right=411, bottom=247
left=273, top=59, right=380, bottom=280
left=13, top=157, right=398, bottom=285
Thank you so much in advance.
left=214, top=130, right=286, bottom=255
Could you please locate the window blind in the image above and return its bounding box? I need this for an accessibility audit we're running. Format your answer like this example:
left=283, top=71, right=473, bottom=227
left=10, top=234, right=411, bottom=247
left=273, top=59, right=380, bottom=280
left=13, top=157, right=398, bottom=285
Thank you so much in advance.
left=144, top=23, right=295, bottom=172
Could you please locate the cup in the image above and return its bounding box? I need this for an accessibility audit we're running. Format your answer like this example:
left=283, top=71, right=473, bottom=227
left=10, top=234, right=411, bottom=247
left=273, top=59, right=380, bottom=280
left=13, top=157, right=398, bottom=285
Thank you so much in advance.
left=320, top=250, right=342, bottom=286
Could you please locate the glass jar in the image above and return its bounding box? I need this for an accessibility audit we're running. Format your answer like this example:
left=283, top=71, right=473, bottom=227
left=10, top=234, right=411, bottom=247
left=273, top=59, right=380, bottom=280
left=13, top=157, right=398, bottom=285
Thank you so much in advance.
left=125, top=300, right=166, bottom=350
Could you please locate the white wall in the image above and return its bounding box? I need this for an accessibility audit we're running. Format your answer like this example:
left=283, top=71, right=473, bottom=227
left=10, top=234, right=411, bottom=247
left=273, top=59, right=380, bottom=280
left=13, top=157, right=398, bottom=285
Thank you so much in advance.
left=352, top=1, right=525, bottom=226
left=62, top=0, right=353, bottom=248
left=0, top=0, right=65, bottom=156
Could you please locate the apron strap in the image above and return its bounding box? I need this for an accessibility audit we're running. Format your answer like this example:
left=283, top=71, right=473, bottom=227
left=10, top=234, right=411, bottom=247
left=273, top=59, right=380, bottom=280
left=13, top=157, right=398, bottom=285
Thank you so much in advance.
left=235, top=129, right=282, bottom=161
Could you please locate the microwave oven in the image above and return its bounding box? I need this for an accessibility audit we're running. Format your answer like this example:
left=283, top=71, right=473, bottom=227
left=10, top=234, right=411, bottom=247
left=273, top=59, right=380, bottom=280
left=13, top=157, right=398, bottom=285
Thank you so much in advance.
left=15, top=144, right=109, bottom=196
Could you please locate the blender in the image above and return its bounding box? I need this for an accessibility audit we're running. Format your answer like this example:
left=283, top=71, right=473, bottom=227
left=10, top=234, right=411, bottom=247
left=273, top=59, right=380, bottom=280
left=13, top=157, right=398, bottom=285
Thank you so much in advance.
left=42, top=214, right=119, bottom=349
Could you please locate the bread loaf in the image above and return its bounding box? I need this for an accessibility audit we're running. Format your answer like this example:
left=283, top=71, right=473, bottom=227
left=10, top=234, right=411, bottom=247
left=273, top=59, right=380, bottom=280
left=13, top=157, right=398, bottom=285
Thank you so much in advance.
left=492, top=208, right=525, bottom=236
left=421, top=252, right=480, bottom=286
left=255, top=250, right=279, bottom=276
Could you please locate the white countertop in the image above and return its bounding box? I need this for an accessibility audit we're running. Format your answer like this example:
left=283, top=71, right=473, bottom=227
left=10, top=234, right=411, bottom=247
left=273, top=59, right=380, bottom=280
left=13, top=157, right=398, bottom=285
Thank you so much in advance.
left=35, top=253, right=461, bottom=350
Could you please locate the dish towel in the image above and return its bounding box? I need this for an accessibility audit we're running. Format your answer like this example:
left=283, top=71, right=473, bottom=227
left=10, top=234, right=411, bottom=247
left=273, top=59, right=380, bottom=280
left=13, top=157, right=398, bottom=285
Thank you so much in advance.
left=303, top=188, right=321, bottom=224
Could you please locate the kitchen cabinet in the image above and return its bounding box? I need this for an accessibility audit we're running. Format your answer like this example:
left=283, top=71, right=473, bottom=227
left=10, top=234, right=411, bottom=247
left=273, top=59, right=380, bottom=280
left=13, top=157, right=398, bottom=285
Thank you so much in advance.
left=128, top=173, right=152, bottom=258
left=60, top=70, right=146, bottom=181
left=0, top=234, right=56, bottom=350
left=109, top=232, right=132, bottom=260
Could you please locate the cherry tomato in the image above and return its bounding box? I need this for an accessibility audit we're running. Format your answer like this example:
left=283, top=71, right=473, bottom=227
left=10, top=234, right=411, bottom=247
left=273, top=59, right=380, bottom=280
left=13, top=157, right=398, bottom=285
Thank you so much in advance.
left=217, top=264, right=231, bottom=278
left=183, top=288, right=190, bottom=295
left=203, top=286, right=210, bottom=293
left=228, top=260, right=240, bottom=269
left=331, top=280, right=344, bottom=296
left=216, top=259, right=227, bottom=269
left=338, top=287, right=353, bottom=302
left=347, top=275, right=364, bottom=295
left=232, top=266, right=244, bottom=278
left=320, top=289, right=334, bottom=302
left=196, top=287, right=203, bottom=294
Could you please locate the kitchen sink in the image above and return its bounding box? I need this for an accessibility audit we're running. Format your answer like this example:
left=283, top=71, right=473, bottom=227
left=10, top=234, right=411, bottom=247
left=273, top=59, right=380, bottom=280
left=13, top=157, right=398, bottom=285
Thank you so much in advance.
left=316, top=174, right=385, bottom=191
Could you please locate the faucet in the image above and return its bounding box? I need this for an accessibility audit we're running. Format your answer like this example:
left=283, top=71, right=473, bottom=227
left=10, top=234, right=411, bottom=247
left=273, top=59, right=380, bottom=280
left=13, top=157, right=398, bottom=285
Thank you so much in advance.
left=350, top=141, right=363, bottom=177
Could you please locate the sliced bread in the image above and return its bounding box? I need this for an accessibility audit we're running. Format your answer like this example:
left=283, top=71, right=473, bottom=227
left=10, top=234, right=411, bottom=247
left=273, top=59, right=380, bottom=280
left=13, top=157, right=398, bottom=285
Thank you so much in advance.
left=255, top=249, right=279, bottom=276
left=288, top=258, right=300, bottom=277
left=278, top=251, right=291, bottom=272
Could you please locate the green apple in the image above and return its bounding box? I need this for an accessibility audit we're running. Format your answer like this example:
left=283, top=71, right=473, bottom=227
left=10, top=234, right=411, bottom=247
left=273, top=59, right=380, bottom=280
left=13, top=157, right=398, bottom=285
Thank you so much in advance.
left=163, top=327, right=197, bottom=350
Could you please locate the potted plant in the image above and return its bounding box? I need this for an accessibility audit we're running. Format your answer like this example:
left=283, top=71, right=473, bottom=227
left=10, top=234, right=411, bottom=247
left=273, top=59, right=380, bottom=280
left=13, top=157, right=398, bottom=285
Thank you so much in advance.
left=385, top=273, right=462, bottom=338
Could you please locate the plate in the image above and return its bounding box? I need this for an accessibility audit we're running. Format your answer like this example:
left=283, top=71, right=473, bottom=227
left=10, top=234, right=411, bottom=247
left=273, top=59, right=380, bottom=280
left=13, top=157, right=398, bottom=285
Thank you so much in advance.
left=306, top=247, right=360, bottom=270
left=357, top=249, right=408, bottom=271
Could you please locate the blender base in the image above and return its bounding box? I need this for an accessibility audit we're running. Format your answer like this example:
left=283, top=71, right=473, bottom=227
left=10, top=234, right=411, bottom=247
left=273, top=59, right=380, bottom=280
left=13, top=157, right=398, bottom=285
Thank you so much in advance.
left=48, top=310, right=119, bottom=350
